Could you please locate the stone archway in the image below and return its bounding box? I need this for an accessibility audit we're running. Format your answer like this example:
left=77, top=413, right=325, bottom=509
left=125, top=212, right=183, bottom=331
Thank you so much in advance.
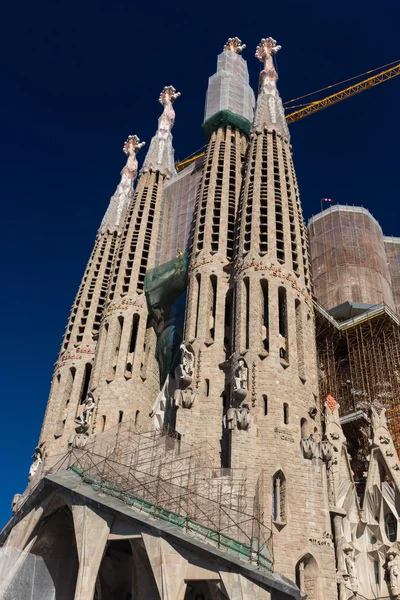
left=296, top=553, right=319, bottom=599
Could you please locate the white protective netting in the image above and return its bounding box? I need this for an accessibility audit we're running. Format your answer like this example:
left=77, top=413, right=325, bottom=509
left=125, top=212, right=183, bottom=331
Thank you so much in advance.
left=0, top=547, right=56, bottom=600
left=155, top=157, right=203, bottom=265
left=204, top=50, right=255, bottom=123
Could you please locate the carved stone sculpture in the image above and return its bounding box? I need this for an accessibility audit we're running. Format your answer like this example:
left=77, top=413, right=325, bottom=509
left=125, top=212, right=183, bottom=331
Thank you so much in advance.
left=387, top=550, right=400, bottom=597
left=233, top=358, right=248, bottom=400
left=68, top=432, right=90, bottom=450
left=343, top=543, right=358, bottom=593
left=235, top=404, right=251, bottom=431
left=177, top=343, right=194, bottom=387
left=76, top=392, right=96, bottom=427
left=28, top=444, right=45, bottom=481
left=174, top=388, right=197, bottom=410
left=224, top=406, right=236, bottom=431
left=223, top=37, right=246, bottom=54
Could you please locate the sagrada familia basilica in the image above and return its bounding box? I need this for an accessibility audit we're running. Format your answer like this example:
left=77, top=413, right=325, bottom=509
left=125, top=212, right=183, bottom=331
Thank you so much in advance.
left=2, top=36, right=400, bottom=600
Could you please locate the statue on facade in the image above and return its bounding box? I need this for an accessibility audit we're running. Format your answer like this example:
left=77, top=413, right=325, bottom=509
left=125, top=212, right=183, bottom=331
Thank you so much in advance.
left=174, top=387, right=197, bottom=410
left=142, top=85, right=180, bottom=179
left=224, top=406, right=236, bottom=431
left=28, top=444, right=45, bottom=481
left=177, top=343, right=194, bottom=386
left=343, top=543, right=358, bottom=593
left=236, top=404, right=251, bottom=431
left=233, top=358, right=248, bottom=400
left=76, top=392, right=96, bottom=427
left=387, top=549, right=400, bottom=597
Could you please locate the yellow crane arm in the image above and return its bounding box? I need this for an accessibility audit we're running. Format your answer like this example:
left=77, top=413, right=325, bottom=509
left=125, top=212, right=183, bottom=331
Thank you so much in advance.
left=286, top=62, right=400, bottom=124
left=175, top=61, right=400, bottom=171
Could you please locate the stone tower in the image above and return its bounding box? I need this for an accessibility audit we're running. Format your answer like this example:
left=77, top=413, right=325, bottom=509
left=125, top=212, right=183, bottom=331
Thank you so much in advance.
left=230, top=38, right=337, bottom=596
left=175, top=39, right=254, bottom=461
left=39, top=134, right=145, bottom=455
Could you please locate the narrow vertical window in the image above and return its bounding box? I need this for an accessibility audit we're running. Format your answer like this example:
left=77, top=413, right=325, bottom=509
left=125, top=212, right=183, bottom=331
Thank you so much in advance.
left=101, top=415, right=106, bottom=432
left=295, top=299, right=305, bottom=380
left=79, top=363, right=92, bottom=405
left=278, top=287, right=288, bottom=362
left=140, top=316, right=152, bottom=380
left=300, top=418, right=309, bottom=438
left=194, top=274, right=201, bottom=339
left=125, top=314, right=139, bottom=377
left=263, top=395, right=268, bottom=416
left=224, top=288, right=233, bottom=357
left=119, top=410, right=123, bottom=424
left=273, top=471, right=287, bottom=523
left=204, top=379, right=210, bottom=397
left=208, top=275, right=217, bottom=342
left=55, top=367, right=75, bottom=437
left=135, top=410, right=140, bottom=426
left=260, top=280, right=269, bottom=352
left=244, top=277, right=250, bottom=350
left=112, top=316, right=124, bottom=376
left=92, top=322, right=108, bottom=387
left=284, top=403, right=289, bottom=424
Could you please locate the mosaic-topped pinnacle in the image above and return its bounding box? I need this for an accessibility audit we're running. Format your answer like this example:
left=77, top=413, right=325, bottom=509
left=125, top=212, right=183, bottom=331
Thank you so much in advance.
left=123, top=135, right=145, bottom=156
left=255, top=37, right=281, bottom=68
left=159, top=85, right=181, bottom=106
left=223, top=37, right=246, bottom=54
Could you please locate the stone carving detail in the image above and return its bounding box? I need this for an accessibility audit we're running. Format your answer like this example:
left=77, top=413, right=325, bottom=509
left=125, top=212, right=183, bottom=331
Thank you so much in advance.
left=253, top=38, right=289, bottom=140
left=99, top=135, right=145, bottom=235
left=343, top=543, right=358, bottom=594
left=224, top=404, right=252, bottom=431
left=301, top=433, right=333, bottom=462
left=233, top=358, right=248, bottom=401
left=177, top=343, right=194, bottom=387
left=142, top=86, right=180, bottom=179
left=174, top=387, right=197, bottom=410
left=75, top=393, right=96, bottom=427
left=301, top=435, right=318, bottom=460
left=223, top=37, right=246, bottom=54
left=387, top=549, right=400, bottom=597
left=28, top=444, right=45, bottom=481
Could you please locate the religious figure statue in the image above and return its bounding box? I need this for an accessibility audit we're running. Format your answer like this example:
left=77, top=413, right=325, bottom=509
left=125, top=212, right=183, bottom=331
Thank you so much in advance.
left=177, top=343, right=194, bottom=386
left=28, top=444, right=45, bottom=481
left=343, top=544, right=358, bottom=593
left=99, top=135, right=145, bottom=235
left=174, top=387, right=197, bottom=410
left=224, top=406, right=236, bottom=431
left=235, top=404, right=251, bottom=431
left=233, top=358, right=248, bottom=392
left=142, top=86, right=180, bottom=179
left=387, top=550, right=400, bottom=597
left=76, top=392, right=96, bottom=427
left=68, top=432, right=90, bottom=450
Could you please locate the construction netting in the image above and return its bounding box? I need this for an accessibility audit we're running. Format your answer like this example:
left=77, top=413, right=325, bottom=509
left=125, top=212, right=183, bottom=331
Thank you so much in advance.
left=155, top=157, right=202, bottom=266
left=308, top=205, right=394, bottom=311
left=384, top=237, right=400, bottom=317
left=202, top=110, right=251, bottom=142
left=145, top=252, right=189, bottom=384
left=0, top=547, right=56, bottom=599
left=204, top=50, right=255, bottom=124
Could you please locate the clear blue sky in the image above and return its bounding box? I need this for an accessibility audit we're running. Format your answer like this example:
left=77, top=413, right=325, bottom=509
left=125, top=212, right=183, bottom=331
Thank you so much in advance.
left=1, top=0, right=399, bottom=525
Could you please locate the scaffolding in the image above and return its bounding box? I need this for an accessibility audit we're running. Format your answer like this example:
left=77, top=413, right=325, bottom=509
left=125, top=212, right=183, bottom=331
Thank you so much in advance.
left=308, top=205, right=394, bottom=311
left=316, top=302, right=400, bottom=454
left=50, top=422, right=273, bottom=572
left=384, top=236, right=400, bottom=316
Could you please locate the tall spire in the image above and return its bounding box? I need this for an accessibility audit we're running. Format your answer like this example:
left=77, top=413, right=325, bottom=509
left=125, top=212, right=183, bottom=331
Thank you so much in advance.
left=252, top=37, right=289, bottom=140
left=99, top=135, right=145, bottom=235
left=142, top=86, right=180, bottom=180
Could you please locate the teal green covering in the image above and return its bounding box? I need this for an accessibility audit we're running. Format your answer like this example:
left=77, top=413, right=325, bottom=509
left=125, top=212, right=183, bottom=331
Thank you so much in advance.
left=202, top=110, right=252, bottom=142
left=145, top=253, right=189, bottom=384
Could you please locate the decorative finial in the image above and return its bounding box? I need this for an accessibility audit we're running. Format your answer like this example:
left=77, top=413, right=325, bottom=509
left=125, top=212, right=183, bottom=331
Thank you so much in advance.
left=255, top=37, right=281, bottom=67
left=223, top=37, right=246, bottom=54
left=123, top=134, right=145, bottom=156
left=159, top=85, right=181, bottom=106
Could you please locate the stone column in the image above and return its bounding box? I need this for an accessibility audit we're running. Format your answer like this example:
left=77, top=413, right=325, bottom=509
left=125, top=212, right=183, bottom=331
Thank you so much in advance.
left=142, top=533, right=188, bottom=600
left=220, top=572, right=271, bottom=599
left=71, top=502, right=114, bottom=600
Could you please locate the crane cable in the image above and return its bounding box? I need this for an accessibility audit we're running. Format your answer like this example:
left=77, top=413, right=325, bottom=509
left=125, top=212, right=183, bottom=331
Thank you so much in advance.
left=283, top=58, right=400, bottom=106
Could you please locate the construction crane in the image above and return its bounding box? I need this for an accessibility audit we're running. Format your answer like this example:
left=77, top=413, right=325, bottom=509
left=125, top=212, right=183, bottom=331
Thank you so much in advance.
left=175, top=60, right=400, bottom=172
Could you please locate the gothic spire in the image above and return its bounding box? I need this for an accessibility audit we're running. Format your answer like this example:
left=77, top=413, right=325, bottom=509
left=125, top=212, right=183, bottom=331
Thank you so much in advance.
left=142, top=85, right=180, bottom=180
left=252, top=37, right=290, bottom=140
left=99, top=135, right=145, bottom=235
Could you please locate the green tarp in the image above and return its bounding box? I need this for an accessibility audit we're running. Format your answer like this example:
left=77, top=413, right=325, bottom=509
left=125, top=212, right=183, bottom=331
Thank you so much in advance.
left=202, top=110, right=252, bottom=142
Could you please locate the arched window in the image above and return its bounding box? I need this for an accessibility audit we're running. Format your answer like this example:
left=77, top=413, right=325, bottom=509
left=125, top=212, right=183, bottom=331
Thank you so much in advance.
left=301, top=418, right=309, bottom=438
left=278, top=287, right=288, bottom=362
left=260, top=280, right=269, bottom=352
left=283, top=403, right=289, bottom=425
left=118, top=410, right=123, bottom=424
left=273, top=471, right=286, bottom=524
left=204, top=379, right=210, bottom=397
left=296, top=554, right=319, bottom=597
left=101, top=415, right=106, bottom=432
left=385, top=513, right=397, bottom=542
left=135, top=410, right=140, bottom=427
left=263, top=395, right=268, bottom=416
left=244, top=277, right=250, bottom=350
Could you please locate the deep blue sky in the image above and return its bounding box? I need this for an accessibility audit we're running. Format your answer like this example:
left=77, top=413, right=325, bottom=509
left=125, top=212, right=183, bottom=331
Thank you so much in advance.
left=1, top=0, right=399, bottom=524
